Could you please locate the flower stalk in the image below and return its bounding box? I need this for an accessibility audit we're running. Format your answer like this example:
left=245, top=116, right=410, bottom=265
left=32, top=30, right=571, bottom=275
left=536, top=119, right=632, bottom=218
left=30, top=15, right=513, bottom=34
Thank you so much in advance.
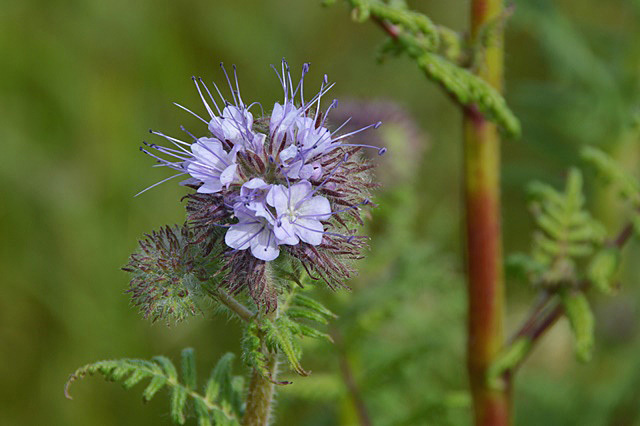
left=242, top=350, right=278, bottom=426
left=464, top=0, right=510, bottom=425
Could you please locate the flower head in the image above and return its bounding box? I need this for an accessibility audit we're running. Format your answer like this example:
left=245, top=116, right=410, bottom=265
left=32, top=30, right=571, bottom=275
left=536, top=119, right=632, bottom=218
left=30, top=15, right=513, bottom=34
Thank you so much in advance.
left=139, top=60, right=384, bottom=308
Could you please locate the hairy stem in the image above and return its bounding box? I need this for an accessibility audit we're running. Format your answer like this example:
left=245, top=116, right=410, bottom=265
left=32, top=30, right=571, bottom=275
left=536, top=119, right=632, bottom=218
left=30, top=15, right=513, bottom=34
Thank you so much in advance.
left=464, top=1, right=510, bottom=425
left=211, top=287, right=255, bottom=322
left=242, top=352, right=278, bottom=426
left=242, top=267, right=279, bottom=426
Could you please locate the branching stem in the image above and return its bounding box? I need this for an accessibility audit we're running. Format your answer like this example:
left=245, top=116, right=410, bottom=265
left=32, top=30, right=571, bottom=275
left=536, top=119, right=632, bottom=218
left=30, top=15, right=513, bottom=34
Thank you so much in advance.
left=494, top=221, right=637, bottom=377
left=212, top=287, right=255, bottom=322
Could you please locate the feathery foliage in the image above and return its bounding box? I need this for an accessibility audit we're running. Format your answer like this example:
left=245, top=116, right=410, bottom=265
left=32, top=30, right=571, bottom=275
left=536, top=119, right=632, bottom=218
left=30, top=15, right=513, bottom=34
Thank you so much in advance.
left=582, top=146, right=640, bottom=234
left=65, top=348, right=244, bottom=425
left=325, top=0, right=521, bottom=137
left=507, top=168, right=616, bottom=362
left=242, top=281, right=337, bottom=382
left=510, top=168, right=605, bottom=287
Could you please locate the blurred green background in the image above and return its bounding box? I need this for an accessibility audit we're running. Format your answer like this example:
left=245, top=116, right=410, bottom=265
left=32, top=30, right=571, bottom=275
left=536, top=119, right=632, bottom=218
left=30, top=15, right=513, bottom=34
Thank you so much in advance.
left=1, top=0, right=639, bottom=424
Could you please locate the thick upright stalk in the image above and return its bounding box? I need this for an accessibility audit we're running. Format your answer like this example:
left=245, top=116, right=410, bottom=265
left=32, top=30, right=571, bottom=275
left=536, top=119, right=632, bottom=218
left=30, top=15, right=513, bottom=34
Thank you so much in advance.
left=464, top=1, right=510, bottom=425
left=242, top=352, right=278, bottom=426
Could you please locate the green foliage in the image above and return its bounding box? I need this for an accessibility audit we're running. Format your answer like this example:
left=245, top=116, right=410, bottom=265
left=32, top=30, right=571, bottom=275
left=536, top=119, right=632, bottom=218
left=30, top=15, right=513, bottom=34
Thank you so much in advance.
left=511, top=168, right=605, bottom=287
left=561, top=290, right=595, bottom=362
left=243, top=283, right=336, bottom=381
left=416, top=51, right=520, bottom=137
left=327, top=0, right=521, bottom=137
left=587, top=247, right=621, bottom=294
left=65, top=349, right=244, bottom=425
left=582, top=146, right=640, bottom=230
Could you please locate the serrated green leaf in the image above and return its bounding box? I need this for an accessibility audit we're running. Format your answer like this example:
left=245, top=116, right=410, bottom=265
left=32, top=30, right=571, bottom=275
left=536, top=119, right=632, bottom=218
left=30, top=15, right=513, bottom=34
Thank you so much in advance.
left=298, top=324, right=334, bottom=342
left=170, top=385, right=188, bottom=424
left=152, top=356, right=178, bottom=381
left=263, top=318, right=309, bottom=376
left=181, top=348, right=197, bottom=391
left=142, top=375, right=168, bottom=402
left=123, top=369, right=149, bottom=389
left=561, top=291, right=595, bottom=362
left=193, top=398, right=212, bottom=426
left=206, top=352, right=234, bottom=404
left=287, top=307, right=329, bottom=325
left=293, top=294, right=337, bottom=318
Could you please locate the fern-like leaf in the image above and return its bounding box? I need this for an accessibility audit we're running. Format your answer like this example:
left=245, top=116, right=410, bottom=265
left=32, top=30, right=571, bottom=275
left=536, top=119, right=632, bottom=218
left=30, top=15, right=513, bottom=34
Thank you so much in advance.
left=523, top=168, right=605, bottom=286
left=66, top=348, right=242, bottom=425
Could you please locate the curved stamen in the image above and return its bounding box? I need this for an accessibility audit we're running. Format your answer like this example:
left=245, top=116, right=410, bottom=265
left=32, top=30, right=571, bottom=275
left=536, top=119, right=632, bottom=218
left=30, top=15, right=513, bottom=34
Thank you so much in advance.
left=173, top=102, right=208, bottom=124
left=197, top=77, right=222, bottom=115
left=298, top=199, right=370, bottom=219
left=220, top=62, right=238, bottom=106
left=144, top=141, right=191, bottom=160
left=232, top=64, right=244, bottom=107
left=293, top=221, right=356, bottom=242
left=135, top=172, right=186, bottom=197
left=332, top=121, right=382, bottom=143
left=180, top=125, right=199, bottom=142
left=192, top=76, right=216, bottom=119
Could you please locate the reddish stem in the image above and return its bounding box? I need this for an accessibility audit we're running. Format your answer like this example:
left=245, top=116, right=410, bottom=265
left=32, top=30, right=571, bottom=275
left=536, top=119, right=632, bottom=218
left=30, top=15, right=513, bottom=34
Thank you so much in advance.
left=464, top=1, right=510, bottom=425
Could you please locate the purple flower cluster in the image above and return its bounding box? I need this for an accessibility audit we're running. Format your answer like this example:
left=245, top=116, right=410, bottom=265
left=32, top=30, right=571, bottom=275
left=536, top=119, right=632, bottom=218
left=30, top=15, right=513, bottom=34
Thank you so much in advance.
left=141, top=60, right=383, bottom=305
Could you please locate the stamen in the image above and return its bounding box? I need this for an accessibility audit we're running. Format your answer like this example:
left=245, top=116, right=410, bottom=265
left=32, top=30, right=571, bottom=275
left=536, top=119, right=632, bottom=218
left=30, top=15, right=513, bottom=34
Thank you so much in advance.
left=220, top=62, right=238, bottom=106
left=332, top=121, right=382, bottom=142
left=134, top=172, right=186, bottom=197
left=192, top=76, right=216, bottom=119
left=293, top=221, right=355, bottom=241
left=298, top=199, right=370, bottom=219
left=319, top=99, right=339, bottom=128
left=247, top=101, right=264, bottom=117
left=197, top=77, right=222, bottom=115
left=270, top=63, right=286, bottom=96
left=173, top=102, right=208, bottom=124
left=232, top=64, right=244, bottom=107
left=149, top=129, right=191, bottom=147
left=144, top=141, right=191, bottom=160
left=180, top=125, right=198, bottom=141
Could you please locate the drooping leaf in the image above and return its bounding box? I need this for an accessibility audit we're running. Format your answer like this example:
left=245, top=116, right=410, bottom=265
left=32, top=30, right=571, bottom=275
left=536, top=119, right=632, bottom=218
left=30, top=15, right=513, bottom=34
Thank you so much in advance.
left=587, top=247, right=621, bottom=294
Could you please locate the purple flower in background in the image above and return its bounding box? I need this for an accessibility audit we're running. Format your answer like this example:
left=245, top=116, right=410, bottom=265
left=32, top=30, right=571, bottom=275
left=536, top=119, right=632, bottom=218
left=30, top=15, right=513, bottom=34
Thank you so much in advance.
left=139, top=60, right=385, bottom=306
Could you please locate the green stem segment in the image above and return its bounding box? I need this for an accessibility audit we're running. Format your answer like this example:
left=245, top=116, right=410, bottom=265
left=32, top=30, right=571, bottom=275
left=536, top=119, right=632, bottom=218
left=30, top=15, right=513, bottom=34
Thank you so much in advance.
left=242, top=352, right=278, bottom=426
left=464, top=0, right=510, bottom=425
